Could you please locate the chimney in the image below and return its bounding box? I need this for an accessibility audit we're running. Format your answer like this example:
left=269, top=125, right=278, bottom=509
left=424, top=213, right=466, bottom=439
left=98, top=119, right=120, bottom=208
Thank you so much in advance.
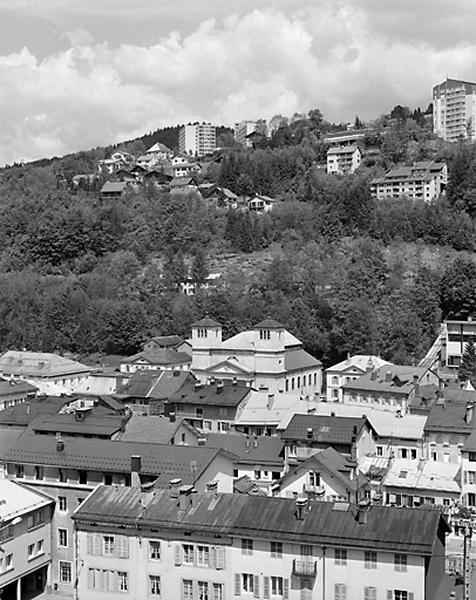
left=197, top=437, right=206, bottom=446
left=295, top=497, right=307, bottom=521
left=194, top=382, right=202, bottom=391
left=216, top=381, right=224, bottom=394
left=253, top=434, right=258, bottom=448
left=413, top=374, right=420, bottom=397
left=267, top=394, right=274, bottom=409
left=370, top=370, right=378, bottom=381
left=206, top=480, right=218, bottom=493
left=245, top=434, right=250, bottom=449
left=385, top=370, right=392, bottom=383
left=396, top=409, right=402, bottom=419
left=131, top=455, right=141, bottom=487
left=356, top=499, right=370, bottom=525
left=306, top=427, right=313, bottom=440
left=56, top=433, right=65, bottom=452
left=210, top=376, right=216, bottom=385
left=465, top=402, right=474, bottom=424
left=173, top=369, right=180, bottom=377
left=232, top=377, right=237, bottom=386
left=169, top=412, right=176, bottom=423
left=178, top=485, right=195, bottom=510
left=169, top=478, right=182, bottom=498
left=366, top=357, right=374, bottom=373
left=351, top=438, right=357, bottom=462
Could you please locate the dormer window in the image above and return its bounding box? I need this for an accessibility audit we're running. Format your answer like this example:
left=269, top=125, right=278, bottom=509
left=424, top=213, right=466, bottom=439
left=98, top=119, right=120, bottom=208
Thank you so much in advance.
left=260, top=330, right=270, bottom=340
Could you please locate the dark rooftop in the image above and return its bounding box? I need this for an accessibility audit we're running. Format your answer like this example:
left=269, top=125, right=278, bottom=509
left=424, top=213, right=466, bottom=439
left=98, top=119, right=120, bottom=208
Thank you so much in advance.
left=73, top=485, right=448, bottom=555
left=253, top=318, right=284, bottom=329
left=168, top=379, right=251, bottom=408
left=0, top=379, right=38, bottom=397
left=342, top=365, right=428, bottom=395
left=203, top=433, right=284, bottom=466
left=122, top=349, right=191, bottom=366
left=424, top=398, right=476, bottom=435
left=0, top=396, right=68, bottom=427
left=284, top=348, right=322, bottom=371
left=145, top=335, right=183, bottom=348
left=116, top=370, right=191, bottom=400
left=28, top=411, right=129, bottom=438
left=192, top=317, right=222, bottom=328
left=282, top=414, right=367, bottom=444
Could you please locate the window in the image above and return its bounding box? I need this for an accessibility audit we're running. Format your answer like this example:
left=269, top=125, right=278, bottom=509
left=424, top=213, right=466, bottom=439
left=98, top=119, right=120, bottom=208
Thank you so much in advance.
left=364, top=587, right=377, bottom=600
left=196, top=545, right=210, bottom=567
left=0, top=554, right=13, bottom=572
left=149, top=541, right=161, bottom=560
left=254, top=470, right=261, bottom=479
left=469, top=452, right=476, bottom=462
left=0, top=524, right=13, bottom=542
left=334, top=548, right=347, bottom=565
left=466, top=471, right=476, bottom=485
left=308, top=472, right=321, bottom=487
left=376, top=446, right=384, bottom=457
left=364, top=550, right=377, bottom=569
left=400, top=448, right=408, bottom=459
left=104, top=473, right=113, bottom=485
left=394, top=592, right=409, bottom=600
left=198, top=581, right=209, bottom=600
left=59, top=561, right=72, bottom=583
left=37, top=540, right=44, bottom=554
left=58, top=468, right=66, bottom=483
left=271, top=576, right=283, bottom=596
left=78, top=470, right=87, bottom=485
left=104, top=535, right=115, bottom=556
left=242, top=538, right=253, bottom=555
left=58, top=528, right=68, bottom=547
left=334, top=583, right=347, bottom=600
left=410, top=449, right=417, bottom=460
left=27, top=509, right=45, bottom=530
left=242, top=573, right=254, bottom=593
left=270, top=541, right=282, bottom=558
left=58, top=496, right=67, bottom=511
left=394, top=554, right=407, bottom=572
left=15, top=464, right=24, bottom=478
left=183, top=544, right=194, bottom=564
left=233, top=469, right=239, bottom=478
left=28, top=543, right=35, bottom=558
left=149, top=575, right=161, bottom=596
left=118, top=571, right=128, bottom=592
left=183, top=580, right=194, bottom=600
left=301, top=544, right=313, bottom=557
left=35, top=466, right=44, bottom=480
left=213, top=583, right=224, bottom=600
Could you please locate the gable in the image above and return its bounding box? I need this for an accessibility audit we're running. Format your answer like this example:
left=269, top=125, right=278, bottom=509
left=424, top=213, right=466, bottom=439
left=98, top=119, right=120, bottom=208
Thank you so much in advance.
left=207, top=359, right=253, bottom=376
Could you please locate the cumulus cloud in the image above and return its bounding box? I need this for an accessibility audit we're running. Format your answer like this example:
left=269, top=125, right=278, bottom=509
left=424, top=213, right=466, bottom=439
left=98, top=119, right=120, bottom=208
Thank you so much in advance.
left=1, top=3, right=476, bottom=164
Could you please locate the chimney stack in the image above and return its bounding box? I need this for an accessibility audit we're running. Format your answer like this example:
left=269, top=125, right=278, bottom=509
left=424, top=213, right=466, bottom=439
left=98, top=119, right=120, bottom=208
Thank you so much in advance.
left=216, top=381, right=224, bottom=394
left=178, top=485, right=195, bottom=511
left=465, top=402, right=474, bottom=424
left=206, top=480, right=218, bottom=493
left=197, top=437, right=206, bottom=446
left=295, top=497, right=308, bottom=521
left=385, top=370, right=392, bottom=383
left=131, top=455, right=141, bottom=487
left=169, top=411, right=176, bottom=423
left=356, top=499, right=370, bottom=525
left=56, top=433, right=65, bottom=452
left=232, top=377, right=237, bottom=386
left=169, top=478, right=182, bottom=498
left=306, top=427, right=313, bottom=440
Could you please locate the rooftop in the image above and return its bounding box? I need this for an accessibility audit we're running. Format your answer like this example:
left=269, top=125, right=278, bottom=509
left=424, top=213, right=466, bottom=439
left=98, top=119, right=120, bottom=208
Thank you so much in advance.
left=0, top=351, right=90, bottom=378
left=191, top=317, right=222, bottom=328
left=146, top=335, right=184, bottom=348
left=281, top=414, right=367, bottom=444
left=424, top=398, right=476, bottom=434
left=117, top=415, right=191, bottom=444
left=168, top=379, right=251, bottom=408
left=203, top=432, right=284, bottom=465
left=0, top=378, right=38, bottom=396
left=122, top=349, right=191, bottom=366
left=235, top=391, right=315, bottom=426
left=100, top=181, right=129, bottom=193
left=28, top=411, right=128, bottom=438
left=73, top=485, right=448, bottom=555
left=384, top=459, right=461, bottom=494
left=342, top=364, right=429, bottom=395
left=0, top=396, right=69, bottom=426
left=326, top=355, right=391, bottom=374
left=0, top=479, right=53, bottom=522
left=284, top=348, right=322, bottom=371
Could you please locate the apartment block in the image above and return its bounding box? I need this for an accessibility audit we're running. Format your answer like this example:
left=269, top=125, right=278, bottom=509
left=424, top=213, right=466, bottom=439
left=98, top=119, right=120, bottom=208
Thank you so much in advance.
left=326, top=145, right=361, bottom=174
left=442, top=316, right=476, bottom=368
left=370, top=162, right=448, bottom=203
left=178, top=123, right=216, bottom=157
left=72, top=485, right=449, bottom=600
left=433, top=77, right=476, bottom=142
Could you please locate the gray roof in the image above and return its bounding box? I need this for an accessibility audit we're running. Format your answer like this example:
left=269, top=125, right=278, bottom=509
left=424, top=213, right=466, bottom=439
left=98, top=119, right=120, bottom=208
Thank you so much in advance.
left=253, top=318, right=284, bottom=329
left=73, top=485, right=449, bottom=554
left=100, top=181, right=129, bottom=193
left=0, top=351, right=90, bottom=378
left=284, top=348, right=322, bottom=371
left=122, top=350, right=191, bottom=366
left=203, top=433, right=284, bottom=466
left=342, top=365, right=427, bottom=396
left=168, top=380, right=251, bottom=408
left=282, top=414, right=367, bottom=444
left=117, top=415, right=189, bottom=444
left=192, top=317, right=221, bottom=328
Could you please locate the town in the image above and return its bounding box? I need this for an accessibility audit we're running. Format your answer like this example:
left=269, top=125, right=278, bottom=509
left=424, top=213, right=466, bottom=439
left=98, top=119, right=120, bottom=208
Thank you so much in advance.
left=1, top=74, right=476, bottom=600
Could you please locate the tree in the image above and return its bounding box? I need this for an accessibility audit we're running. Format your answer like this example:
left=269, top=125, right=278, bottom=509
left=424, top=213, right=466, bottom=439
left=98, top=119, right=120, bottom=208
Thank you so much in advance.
left=191, top=248, right=208, bottom=285
left=459, top=341, right=476, bottom=383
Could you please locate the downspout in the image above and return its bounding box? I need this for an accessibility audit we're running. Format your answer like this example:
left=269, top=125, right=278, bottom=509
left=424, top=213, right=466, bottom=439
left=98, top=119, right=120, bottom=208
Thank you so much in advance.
left=322, top=545, right=326, bottom=600
left=74, top=523, right=79, bottom=600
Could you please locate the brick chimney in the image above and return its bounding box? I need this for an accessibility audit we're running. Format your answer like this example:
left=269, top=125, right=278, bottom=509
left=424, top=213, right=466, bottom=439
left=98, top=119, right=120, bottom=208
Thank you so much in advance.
left=169, top=478, right=182, bottom=498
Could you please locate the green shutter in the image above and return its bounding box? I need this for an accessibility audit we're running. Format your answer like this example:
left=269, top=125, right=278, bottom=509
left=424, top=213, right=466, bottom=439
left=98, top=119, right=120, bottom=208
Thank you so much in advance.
left=254, top=575, right=260, bottom=598
left=175, top=545, right=182, bottom=566
left=263, top=576, right=270, bottom=599
left=283, top=578, right=289, bottom=600
left=234, top=574, right=241, bottom=596
left=387, top=592, right=393, bottom=600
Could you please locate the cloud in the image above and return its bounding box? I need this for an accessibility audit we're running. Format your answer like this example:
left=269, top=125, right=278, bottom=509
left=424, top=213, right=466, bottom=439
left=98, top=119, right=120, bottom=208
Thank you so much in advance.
left=1, top=3, right=476, bottom=165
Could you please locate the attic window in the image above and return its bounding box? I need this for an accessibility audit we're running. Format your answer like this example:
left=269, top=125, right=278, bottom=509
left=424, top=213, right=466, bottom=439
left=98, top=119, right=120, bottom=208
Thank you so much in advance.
left=398, top=471, right=408, bottom=479
left=260, top=330, right=271, bottom=340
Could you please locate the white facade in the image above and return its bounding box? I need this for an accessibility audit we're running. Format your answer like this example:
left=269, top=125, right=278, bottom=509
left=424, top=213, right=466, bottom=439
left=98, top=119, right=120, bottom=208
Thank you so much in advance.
left=443, top=317, right=476, bottom=368
left=326, top=355, right=391, bottom=402
left=234, top=120, right=259, bottom=147
left=370, top=162, right=448, bottom=203
left=433, top=77, right=476, bottom=142
left=179, top=123, right=216, bottom=157
left=326, top=146, right=361, bottom=174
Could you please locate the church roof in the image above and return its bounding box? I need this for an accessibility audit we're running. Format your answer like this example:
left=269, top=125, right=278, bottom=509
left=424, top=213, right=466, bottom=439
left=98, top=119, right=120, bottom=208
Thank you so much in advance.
left=253, top=319, right=284, bottom=329
left=192, top=317, right=222, bottom=328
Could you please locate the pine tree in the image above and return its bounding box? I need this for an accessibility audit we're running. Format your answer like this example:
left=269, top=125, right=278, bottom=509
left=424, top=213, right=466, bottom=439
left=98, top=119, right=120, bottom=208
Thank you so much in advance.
left=191, top=248, right=208, bottom=285
left=459, top=341, right=476, bottom=383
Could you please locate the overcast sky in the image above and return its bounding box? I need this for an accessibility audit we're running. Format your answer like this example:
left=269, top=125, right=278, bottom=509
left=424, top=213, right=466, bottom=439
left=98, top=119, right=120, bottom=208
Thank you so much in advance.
left=1, top=0, right=476, bottom=165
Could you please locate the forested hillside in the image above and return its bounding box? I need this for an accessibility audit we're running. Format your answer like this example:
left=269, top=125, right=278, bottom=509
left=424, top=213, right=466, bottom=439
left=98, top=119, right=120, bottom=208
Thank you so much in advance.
left=1, top=108, right=476, bottom=367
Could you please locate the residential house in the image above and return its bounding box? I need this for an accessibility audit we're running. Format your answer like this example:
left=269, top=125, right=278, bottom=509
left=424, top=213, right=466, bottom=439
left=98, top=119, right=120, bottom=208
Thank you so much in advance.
left=0, top=351, right=91, bottom=391
left=461, top=430, right=476, bottom=507
left=433, top=77, right=476, bottom=142
left=143, top=169, right=173, bottom=187
left=326, top=145, right=361, bottom=174
left=342, top=364, right=439, bottom=411
left=202, top=185, right=239, bottom=208
left=165, top=378, right=252, bottom=433
left=247, top=194, right=277, bottom=212
left=279, top=414, right=375, bottom=470
left=97, top=151, right=135, bottom=175
left=325, top=354, right=391, bottom=402
left=323, top=129, right=370, bottom=146
left=234, top=120, right=265, bottom=147
left=72, top=484, right=450, bottom=600
left=144, top=141, right=173, bottom=161
left=173, top=162, right=201, bottom=178
left=191, top=317, right=322, bottom=396
left=370, top=161, right=448, bottom=202
left=117, top=414, right=199, bottom=446
left=115, top=168, right=137, bottom=183
left=100, top=181, right=133, bottom=199
left=0, top=479, right=54, bottom=599
left=169, top=176, right=200, bottom=193
left=5, top=434, right=235, bottom=595
left=201, top=432, right=284, bottom=486
left=0, top=379, right=37, bottom=412
left=271, top=447, right=369, bottom=503
left=143, top=335, right=185, bottom=353
left=120, top=349, right=191, bottom=374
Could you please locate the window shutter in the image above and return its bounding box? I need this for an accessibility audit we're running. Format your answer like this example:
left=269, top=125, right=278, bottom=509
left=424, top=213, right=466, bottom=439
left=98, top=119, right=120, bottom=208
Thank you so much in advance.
left=87, top=533, right=94, bottom=555
left=364, top=587, right=370, bottom=600
left=342, top=584, right=347, bottom=600
left=118, top=536, right=129, bottom=559
left=234, top=574, right=241, bottom=596
left=263, top=576, right=270, bottom=599
left=464, top=471, right=468, bottom=484
left=210, top=547, right=217, bottom=569
left=216, top=547, right=225, bottom=570
left=96, top=569, right=104, bottom=591
left=94, top=534, right=102, bottom=556
left=387, top=591, right=393, bottom=600
left=193, top=546, right=198, bottom=566
left=408, top=594, right=414, bottom=600
left=175, top=545, right=182, bottom=566
left=283, top=578, right=289, bottom=600
left=254, top=575, right=260, bottom=598
left=88, top=568, right=94, bottom=589
left=113, top=572, right=119, bottom=592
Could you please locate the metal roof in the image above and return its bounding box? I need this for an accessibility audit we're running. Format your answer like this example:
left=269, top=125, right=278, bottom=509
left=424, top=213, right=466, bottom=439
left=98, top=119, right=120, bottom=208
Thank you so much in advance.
left=203, top=433, right=284, bottom=466
left=282, top=414, right=367, bottom=444
left=122, top=350, right=191, bottom=366
left=0, top=351, right=90, bottom=378
left=168, top=379, right=251, bottom=408
left=284, top=348, right=322, bottom=371
left=191, top=317, right=222, bottom=328
left=73, top=485, right=448, bottom=554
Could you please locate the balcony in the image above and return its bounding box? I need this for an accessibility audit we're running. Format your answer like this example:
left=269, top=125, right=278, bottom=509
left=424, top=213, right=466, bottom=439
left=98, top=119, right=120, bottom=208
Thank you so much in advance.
left=293, top=558, right=317, bottom=577
left=304, top=484, right=325, bottom=496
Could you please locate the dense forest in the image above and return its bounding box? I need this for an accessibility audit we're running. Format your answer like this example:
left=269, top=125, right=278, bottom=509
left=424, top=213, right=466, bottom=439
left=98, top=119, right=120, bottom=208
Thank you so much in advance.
left=1, top=107, right=476, bottom=367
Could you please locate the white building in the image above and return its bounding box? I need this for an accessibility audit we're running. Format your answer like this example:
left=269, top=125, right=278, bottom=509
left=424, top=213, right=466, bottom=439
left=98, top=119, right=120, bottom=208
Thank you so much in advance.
left=178, top=123, right=216, bottom=157
left=191, top=318, right=322, bottom=396
left=234, top=120, right=261, bottom=147
left=441, top=316, right=476, bottom=369
left=326, top=355, right=391, bottom=402
left=180, top=273, right=222, bottom=296
left=433, top=77, right=476, bottom=142
left=370, top=161, right=448, bottom=203
left=326, top=145, right=361, bottom=174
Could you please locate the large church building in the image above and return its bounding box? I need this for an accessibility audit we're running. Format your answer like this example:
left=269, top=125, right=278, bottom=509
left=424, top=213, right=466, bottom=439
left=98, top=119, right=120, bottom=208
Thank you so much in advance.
left=191, top=318, right=322, bottom=397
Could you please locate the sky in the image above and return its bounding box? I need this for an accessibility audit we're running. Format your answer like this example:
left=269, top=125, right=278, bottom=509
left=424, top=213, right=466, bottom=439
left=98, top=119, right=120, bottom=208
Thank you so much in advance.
left=1, top=0, right=476, bottom=165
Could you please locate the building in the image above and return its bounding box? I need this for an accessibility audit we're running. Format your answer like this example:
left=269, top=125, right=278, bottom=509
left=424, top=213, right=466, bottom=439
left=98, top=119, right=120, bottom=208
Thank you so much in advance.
left=342, top=364, right=438, bottom=411
left=370, top=161, right=448, bottom=202
left=326, top=145, right=361, bottom=174
left=279, top=414, right=374, bottom=469
left=325, top=355, right=391, bottom=402
left=0, top=479, right=54, bottom=600
left=433, top=77, right=476, bottom=142
left=234, top=120, right=266, bottom=147
left=180, top=273, right=222, bottom=296
left=100, top=181, right=133, bottom=199
left=461, top=429, right=476, bottom=507
left=169, top=175, right=200, bottom=193
left=271, top=447, right=369, bottom=503
left=323, top=129, right=370, bottom=146
left=191, top=318, right=322, bottom=396
left=144, top=142, right=173, bottom=161
left=166, top=378, right=253, bottom=433
left=120, top=349, right=191, bottom=374
left=178, top=123, right=217, bottom=157
left=0, top=351, right=91, bottom=390
left=143, top=335, right=185, bottom=353
left=72, top=484, right=450, bottom=600
left=117, top=414, right=199, bottom=446
left=441, top=316, right=476, bottom=369
left=247, top=194, right=277, bottom=212
left=97, top=151, right=135, bottom=175
left=0, top=379, right=37, bottom=412
left=5, top=434, right=234, bottom=595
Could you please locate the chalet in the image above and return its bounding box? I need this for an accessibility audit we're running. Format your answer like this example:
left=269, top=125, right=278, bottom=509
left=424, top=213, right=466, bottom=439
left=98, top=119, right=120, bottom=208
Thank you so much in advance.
left=143, top=169, right=173, bottom=186
left=169, top=176, right=200, bottom=192
left=247, top=194, right=277, bottom=212
left=326, top=354, right=391, bottom=402
left=120, top=350, right=191, bottom=374
left=100, top=181, right=132, bottom=200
